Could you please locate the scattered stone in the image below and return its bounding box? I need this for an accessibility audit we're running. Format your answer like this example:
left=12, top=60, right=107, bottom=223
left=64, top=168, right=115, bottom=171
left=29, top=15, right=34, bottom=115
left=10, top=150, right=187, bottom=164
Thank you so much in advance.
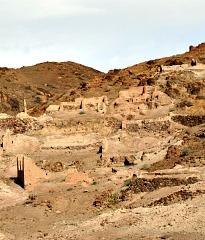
left=112, top=168, right=117, bottom=173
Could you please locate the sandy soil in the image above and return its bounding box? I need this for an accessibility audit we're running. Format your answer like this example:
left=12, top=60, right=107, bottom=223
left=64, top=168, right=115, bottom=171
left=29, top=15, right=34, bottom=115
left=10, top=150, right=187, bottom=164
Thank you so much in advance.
left=1, top=156, right=205, bottom=240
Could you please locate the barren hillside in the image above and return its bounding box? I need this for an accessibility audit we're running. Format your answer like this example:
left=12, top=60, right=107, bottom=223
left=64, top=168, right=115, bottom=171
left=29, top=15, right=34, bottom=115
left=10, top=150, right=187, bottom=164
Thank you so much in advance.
left=0, top=61, right=103, bottom=115
left=0, top=43, right=205, bottom=116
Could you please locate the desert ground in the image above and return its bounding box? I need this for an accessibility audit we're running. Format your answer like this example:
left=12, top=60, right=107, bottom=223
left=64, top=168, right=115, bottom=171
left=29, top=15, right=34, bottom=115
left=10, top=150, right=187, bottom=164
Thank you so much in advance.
left=0, top=43, right=205, bottom=240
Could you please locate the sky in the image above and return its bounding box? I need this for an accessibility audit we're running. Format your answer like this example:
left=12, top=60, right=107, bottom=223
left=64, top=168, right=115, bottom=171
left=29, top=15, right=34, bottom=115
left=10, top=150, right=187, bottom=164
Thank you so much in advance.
left=0, top=0, right=205, bottom=72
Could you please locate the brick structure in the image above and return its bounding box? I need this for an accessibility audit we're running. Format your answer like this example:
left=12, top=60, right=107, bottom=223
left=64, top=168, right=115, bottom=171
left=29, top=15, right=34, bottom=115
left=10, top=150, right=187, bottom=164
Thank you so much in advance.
left=17, top=156, right=25, bottom=188
left=16, top=155, right=47, bottom=189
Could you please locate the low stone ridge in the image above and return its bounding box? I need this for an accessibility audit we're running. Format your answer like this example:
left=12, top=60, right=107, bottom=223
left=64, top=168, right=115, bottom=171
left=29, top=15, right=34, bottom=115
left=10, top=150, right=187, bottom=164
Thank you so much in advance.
left=172, top=115, right=205, bottom=127
left=146, top=189, right=205, bottom=207
left=125, top=177, right=198, bottom=193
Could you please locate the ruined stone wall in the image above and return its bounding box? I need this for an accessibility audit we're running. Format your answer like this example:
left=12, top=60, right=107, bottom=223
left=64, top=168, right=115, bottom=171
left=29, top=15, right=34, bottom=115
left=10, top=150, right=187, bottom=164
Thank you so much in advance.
left=125, top=120, right=171, bottom=133
left=42, top=116, right=121, bottom=135
left=0, top=117, right=41, bottom=134
left=46, top=118, right=104, bottom=134
left=171, top=115, right=205, bottom=127
left=47, top=96, right=108, bottom=114
left=16, top=155, right=47, bottom=189
left=2, top=131, right=40, bottom=155
left=111, top=86, right=173, bottom=120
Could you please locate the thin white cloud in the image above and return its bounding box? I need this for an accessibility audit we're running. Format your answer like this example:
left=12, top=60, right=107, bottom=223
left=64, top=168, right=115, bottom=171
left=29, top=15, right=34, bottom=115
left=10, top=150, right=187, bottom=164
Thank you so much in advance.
left=0, top=0, right=205, bottom=71
left=0, top=0, right=106, bottom=22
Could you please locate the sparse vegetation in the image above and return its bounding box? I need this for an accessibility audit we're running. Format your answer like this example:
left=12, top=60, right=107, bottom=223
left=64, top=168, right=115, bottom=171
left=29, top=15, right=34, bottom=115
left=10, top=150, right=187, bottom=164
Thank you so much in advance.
left=0, top=177, right=12, bottom=185
left=124, top=179, right=132, bottom=187
left=131, top=76, right=139, bottom=80
left=140, top=164, right=150, bottom=171
left=126, top=114, right=134, bottom=120
left=104, top=88, right=110, bottom=92
left=35, top=97, right=42, bottom=104
left=181, top=147, right=193, bottom=157
left=169, top=107, right=176, bottom=112
left=106, top=193, right=120, bottom=207
left=25, top=85, right=32, bottom=91
left=79, top=111, right=85, bottom=115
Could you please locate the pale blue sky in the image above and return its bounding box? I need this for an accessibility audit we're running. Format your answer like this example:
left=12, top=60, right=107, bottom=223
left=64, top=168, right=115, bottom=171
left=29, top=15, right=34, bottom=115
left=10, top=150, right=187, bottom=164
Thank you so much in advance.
left=0, top=0, right=205, bottom=72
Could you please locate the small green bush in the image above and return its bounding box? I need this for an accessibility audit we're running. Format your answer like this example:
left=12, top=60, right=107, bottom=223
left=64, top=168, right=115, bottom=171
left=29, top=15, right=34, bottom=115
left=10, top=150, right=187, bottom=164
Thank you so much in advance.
left=131, top=76, right=139, bottom=79
left=126, top=114, right=134, bottom=120
left=181, top=148, right=193, bottom=157
left=79, top=111, right=85, bottom=115
left=140, top=164, right=150, bottom=171
left=107, top=193, right=119, bottom=206
left=124, top=179, right=132, bottom=187
left=179, top=101, right=194, bottom=108
left=169, top=107, right=176, bottom=112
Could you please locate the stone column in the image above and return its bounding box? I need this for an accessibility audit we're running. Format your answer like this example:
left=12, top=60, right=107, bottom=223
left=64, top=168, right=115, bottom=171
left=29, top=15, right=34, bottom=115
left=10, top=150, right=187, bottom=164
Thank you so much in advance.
left=2, top=129, right=12, bottom=154
left=24, top=98, right=27, bottom=114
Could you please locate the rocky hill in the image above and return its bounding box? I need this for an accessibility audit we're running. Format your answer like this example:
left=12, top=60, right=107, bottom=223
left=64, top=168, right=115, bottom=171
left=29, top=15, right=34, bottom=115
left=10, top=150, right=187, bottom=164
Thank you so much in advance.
left=0, top=61, right=103, bottom=115
left=0, top=43, right=205, bottom=116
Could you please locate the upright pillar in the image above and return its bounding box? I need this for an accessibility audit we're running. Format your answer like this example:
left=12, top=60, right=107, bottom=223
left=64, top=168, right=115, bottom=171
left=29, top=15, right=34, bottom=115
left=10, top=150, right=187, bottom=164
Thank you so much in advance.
left=24, top=98, right=27, bottom=114
left=17, top=156, right=25, bottom=188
